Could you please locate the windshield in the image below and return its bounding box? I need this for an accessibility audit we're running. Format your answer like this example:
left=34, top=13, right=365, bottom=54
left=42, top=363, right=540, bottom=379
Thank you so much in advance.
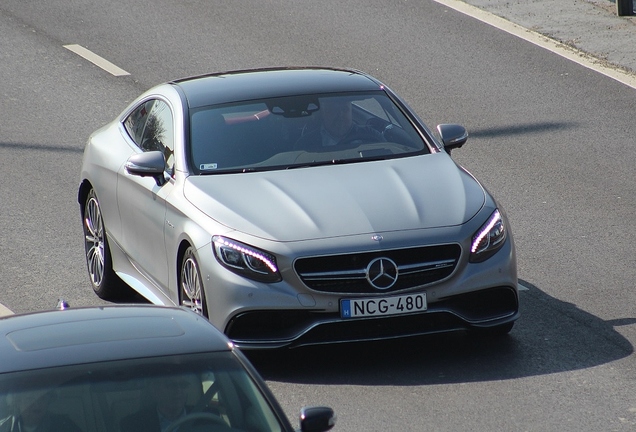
left=189, top=91, right=429, bottom=174
left=0, top=352, right=283, bottom=432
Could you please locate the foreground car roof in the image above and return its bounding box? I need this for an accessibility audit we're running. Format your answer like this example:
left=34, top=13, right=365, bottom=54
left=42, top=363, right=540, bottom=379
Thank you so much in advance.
left=0, top=305, right=231, bottom=373
left=172, top=67, right=384, bottom=108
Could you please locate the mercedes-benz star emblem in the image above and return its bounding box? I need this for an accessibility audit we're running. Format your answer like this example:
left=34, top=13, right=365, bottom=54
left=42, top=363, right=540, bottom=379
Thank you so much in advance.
left=366, top=257, right=399, bottom=290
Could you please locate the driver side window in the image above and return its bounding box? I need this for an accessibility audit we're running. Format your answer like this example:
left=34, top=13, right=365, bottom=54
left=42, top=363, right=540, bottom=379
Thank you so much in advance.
left=124, top=99, right=175, bottom=173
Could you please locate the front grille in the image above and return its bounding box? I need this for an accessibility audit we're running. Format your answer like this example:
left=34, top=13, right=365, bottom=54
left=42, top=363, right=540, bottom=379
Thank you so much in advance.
left=294, top=244, right=461, bottom=294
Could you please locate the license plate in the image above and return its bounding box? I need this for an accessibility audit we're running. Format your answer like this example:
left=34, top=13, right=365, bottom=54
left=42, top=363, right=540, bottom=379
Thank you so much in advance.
left=340, top=293, right=427, bottom=319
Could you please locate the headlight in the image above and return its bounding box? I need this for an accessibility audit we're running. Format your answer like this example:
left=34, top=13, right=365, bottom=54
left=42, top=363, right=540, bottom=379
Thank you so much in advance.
left=212, top=236, right=281, bottom=283
left=470, top=209, right=506, bottom=263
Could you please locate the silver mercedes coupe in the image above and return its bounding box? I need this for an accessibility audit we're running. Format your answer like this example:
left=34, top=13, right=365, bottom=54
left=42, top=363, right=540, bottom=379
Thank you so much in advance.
left=78, top=67, right=518, bottom=349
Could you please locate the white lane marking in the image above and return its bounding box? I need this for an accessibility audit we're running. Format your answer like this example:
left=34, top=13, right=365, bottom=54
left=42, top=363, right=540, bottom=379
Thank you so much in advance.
left=518, top=282, right=529, bottom=291
left=0, top=303, right=14, bottom=317
left=64, top=44, right=130, bottom=77
left=433, top=0, right=636, bottom=90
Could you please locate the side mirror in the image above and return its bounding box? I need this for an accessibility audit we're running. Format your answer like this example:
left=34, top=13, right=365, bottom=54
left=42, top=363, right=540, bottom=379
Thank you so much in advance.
left=437, top=124, right=468, bottom=154
left=299, top=406, right=336, bottom=432
left=125, top=151, right=167, bottom=186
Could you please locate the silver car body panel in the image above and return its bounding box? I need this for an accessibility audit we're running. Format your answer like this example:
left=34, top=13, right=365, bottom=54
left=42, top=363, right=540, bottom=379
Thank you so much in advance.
left=183, top=153, right=486, bottom=242
left=79, top=68, right=518, bottom=349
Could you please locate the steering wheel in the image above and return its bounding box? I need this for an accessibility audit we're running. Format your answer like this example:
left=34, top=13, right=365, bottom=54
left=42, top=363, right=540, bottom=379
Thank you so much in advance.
left=381, top=124, right=415, bottom=147
left=381, top=124, right=396, bottom=138
left=164, top=412, right=227, bottom=432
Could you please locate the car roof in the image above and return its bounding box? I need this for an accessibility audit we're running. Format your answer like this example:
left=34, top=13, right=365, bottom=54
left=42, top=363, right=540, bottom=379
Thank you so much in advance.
left=0, top=305, right=232, bottom=373
left=171, top=67, right=385, bottom=109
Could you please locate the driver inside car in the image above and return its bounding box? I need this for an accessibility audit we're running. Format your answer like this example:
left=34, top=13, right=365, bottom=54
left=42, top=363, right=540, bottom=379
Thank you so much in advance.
left=120, top=375, right=194, bottom=432
left=296, top=96, right=384, bottom=150
left=120, top=374, right=235, bottom=432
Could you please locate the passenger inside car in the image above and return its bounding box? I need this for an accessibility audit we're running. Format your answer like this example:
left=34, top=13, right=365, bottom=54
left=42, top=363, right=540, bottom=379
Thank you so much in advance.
left=0, top=389, right=82, bottom=432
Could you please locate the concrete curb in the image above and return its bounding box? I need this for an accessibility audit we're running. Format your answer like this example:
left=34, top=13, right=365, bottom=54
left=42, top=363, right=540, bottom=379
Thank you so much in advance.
left=435, top=0, right=636, bottom=89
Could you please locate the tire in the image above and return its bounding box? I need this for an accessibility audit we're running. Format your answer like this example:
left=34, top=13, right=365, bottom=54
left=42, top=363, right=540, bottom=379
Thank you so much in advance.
left=82, top=189, right=125, bottom=299
left=180, top=247, right=208, bottom=317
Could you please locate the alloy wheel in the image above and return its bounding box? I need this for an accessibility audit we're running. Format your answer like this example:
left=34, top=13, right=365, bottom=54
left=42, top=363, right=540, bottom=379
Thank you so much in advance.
left=181, top=249, right=205, bottom=316
left=84, top=193, right=105, bottom=288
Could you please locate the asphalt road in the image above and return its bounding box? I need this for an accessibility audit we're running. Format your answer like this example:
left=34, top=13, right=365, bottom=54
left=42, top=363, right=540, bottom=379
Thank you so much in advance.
left=1, top=0, right=635, bottom=430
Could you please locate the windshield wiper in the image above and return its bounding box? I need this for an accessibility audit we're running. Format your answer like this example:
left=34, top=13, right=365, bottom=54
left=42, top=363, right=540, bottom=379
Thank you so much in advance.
left=286, top=159, right=353, bottom=170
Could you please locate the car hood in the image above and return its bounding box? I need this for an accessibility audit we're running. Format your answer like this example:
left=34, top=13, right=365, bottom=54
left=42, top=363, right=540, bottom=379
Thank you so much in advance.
left=184, top=154, right=485, bottom=242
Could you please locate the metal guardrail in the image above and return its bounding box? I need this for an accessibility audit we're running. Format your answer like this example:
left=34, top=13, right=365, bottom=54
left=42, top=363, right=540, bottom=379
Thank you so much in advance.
left=616, top=0, right=634, bottom=16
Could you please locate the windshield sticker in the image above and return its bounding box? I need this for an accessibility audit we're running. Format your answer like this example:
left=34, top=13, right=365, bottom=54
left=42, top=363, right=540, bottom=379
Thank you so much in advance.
left=200, top=163, right=218, bottom=171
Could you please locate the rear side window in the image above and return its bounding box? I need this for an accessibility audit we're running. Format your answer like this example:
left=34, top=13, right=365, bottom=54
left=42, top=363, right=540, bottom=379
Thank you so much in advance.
left=124, top=99, right=175, bottom=172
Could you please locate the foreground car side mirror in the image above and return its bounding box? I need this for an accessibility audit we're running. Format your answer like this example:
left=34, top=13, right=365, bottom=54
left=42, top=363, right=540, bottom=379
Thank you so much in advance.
left=299, top=406, right=336, bottom=432
left=125, top=151, right=168, bottom=186
left=437, top=124, right=468, bottom=155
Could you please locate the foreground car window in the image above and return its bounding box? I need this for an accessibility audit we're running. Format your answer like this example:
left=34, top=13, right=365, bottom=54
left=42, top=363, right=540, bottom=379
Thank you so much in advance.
left=190, top=91, right=428, bottom=174
left=0, top=352, right=283, bottom=432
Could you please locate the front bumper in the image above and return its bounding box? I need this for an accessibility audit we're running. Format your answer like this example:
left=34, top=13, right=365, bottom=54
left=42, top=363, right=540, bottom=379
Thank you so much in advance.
left=201, top=210, right=519, bottom=349
left=227, top=286, right=519, bottom=349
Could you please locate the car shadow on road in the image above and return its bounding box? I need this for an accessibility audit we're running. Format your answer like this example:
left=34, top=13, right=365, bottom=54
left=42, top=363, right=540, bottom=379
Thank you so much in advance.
left=0, top=141, right=84, bottom=154
left=245, top=279, right=634, bottom=386
left=466, top=121, right=579, bottom=139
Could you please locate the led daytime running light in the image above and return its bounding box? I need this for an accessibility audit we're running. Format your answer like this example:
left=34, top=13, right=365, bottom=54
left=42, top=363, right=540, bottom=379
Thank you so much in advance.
left=471, top=209, right=502, bottom=253
left=214, top=237, right=278, bottom=273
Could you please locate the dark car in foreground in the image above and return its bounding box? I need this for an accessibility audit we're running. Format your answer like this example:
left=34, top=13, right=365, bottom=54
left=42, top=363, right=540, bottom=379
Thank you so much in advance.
left=0, top=305, right=335, bottom=432
left=79, top=67, right=518, bottom=349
